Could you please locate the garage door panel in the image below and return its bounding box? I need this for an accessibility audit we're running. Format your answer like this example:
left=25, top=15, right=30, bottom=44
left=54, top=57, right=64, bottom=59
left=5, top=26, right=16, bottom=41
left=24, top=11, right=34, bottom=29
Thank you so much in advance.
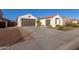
left=21, top=19, right=35, bottom=26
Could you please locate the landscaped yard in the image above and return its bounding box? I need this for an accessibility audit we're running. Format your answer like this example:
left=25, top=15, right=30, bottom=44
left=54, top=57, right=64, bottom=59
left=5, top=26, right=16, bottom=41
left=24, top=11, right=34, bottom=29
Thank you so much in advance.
left=47, top=23, right=79, bottom=31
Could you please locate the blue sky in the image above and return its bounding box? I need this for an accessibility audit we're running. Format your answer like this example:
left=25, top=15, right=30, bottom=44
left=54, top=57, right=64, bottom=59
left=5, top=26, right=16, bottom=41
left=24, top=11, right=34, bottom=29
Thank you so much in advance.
left=2, top=9, right=79, bottom=20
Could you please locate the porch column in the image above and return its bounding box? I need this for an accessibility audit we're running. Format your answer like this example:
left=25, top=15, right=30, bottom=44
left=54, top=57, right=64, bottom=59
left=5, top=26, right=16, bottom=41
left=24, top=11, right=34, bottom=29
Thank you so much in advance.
left=5, top=21, right=8, bottom=27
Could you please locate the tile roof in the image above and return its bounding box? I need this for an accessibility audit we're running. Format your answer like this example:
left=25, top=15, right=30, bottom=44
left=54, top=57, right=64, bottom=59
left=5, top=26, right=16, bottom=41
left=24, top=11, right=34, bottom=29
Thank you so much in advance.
left=43, top=14, right=58, bottom=19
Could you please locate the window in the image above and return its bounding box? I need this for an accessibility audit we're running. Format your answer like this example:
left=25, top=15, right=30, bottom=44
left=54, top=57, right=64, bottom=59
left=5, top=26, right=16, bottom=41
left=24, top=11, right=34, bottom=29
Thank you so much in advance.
left=46, top=20, right=50, bottom=26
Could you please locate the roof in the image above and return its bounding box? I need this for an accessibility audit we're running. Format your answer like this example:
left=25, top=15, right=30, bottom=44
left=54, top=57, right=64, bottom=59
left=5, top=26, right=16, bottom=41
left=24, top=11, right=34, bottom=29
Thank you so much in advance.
left=17, top=14, right=38, bottom=20
left=71, top=19, right=79, bottom=21
left=43, top=14, right=58, bottom=19
left=18, top=14, right=33, bottom=17
left=62, top=17, right=71, bottom=22
left=0, top=17, right=10, bottom=22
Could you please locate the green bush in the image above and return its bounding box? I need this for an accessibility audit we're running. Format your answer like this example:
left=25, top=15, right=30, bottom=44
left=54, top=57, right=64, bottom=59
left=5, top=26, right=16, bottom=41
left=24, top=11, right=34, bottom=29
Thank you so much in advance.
left=65, top=23, right=79, bottom=27
left=56, top=25, right=65, bottom=30
left=37, top=20, right=42, bottom=27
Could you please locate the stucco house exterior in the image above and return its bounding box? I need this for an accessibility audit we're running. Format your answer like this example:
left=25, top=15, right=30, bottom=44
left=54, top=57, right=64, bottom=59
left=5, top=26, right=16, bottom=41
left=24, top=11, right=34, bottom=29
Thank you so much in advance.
left=17, top=14, right=68, bottom=27
left=0, top=10, right=10, bottom=28
left=62, top=17, right=72, bottom=25
left=71, top=19, right=79, bottom=24
left=39, top=14, right=64, bottom=27
left=17, top=14, right=38, bottom=27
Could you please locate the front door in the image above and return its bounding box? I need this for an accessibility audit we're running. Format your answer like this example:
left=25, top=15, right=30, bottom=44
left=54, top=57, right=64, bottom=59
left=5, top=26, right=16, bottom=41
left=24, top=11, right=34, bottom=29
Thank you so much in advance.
left=55, top=18, right=60, bottom=25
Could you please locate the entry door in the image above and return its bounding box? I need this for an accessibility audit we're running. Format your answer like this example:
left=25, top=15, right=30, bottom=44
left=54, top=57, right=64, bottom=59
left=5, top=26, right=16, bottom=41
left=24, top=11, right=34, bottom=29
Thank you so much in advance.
left=55, top=18, right=60, bottom=25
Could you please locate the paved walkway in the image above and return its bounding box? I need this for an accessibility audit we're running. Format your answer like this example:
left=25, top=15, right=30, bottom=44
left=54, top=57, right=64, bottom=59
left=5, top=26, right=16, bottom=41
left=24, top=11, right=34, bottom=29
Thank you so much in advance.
left=2, top=26, right=79, bottom=50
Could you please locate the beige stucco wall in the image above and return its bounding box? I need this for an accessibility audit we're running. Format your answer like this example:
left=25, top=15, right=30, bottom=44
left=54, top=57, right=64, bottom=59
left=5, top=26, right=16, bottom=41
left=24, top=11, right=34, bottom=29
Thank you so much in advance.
left=40, top=19, right=46, bottom=26
left=50, top=15, right=63, bottom=27
left=72, top=21, right=78, bottom=24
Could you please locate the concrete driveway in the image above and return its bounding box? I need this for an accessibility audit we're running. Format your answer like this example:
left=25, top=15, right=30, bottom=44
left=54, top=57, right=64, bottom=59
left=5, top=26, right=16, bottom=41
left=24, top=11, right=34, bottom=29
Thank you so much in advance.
left=2, top=26, right=79, bottom=50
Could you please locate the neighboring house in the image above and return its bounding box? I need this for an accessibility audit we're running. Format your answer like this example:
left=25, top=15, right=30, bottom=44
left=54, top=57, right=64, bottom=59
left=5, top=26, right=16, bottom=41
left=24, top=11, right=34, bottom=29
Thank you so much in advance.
left=62, top=17, right=72, bottom=25
left=39, top=14, right=64, bottom=27
left=0, top=10, right=10, bottom=28
left=71, top=19, right=79, bottom=24
left=0, top=10, right=16, bottom=28
left=0, top=17, right=10, bottom=28
left=17, top=14, right=38, bottom=27
left=77, top=20, right=79, bottom=24
left=8, top=20, right=17, bottom=27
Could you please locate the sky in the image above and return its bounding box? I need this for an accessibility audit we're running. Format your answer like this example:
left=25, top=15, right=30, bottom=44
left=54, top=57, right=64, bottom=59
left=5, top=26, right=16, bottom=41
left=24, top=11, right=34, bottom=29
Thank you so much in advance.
left=2, top=9, right=79, bottom=20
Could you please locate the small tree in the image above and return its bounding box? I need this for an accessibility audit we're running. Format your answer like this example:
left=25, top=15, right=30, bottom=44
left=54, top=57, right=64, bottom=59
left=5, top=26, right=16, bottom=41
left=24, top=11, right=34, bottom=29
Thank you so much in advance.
left=37, top=19, right=41, bottom=27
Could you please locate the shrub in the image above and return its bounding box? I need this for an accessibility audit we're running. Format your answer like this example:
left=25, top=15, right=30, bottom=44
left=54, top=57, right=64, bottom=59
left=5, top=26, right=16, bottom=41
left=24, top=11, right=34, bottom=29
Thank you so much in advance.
left=56, top=25, right=65, bottom=30
left=65, top=23, right=79, bottom=27
left=37, top=20, right=42, bottom=27
left=63, top=27, right=74, bottom=31
left=47, top=25, right=54, bottom=29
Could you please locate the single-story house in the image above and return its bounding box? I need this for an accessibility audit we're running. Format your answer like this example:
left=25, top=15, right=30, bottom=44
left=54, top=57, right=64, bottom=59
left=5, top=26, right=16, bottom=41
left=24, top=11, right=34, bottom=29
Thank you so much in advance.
left=17, top=14, right=72, bottom=27
left=8, top=21, right=17, bottom=27
left=0, top=17, right=17, bottom=28
left=0, top=17, right=10, bottom=28
left=62, top=17, right=72, bottom=25
left=0, top=10, right=7, bottom=28
left=0, top=10, right=12, bottom=28
left=17, top=14, right=38, bottom=27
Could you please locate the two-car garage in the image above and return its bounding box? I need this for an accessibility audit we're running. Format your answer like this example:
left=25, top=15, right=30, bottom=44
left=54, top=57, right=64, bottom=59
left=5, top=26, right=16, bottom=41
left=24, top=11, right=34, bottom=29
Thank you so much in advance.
left=17, top=14, right=37, bottom=27
left=21, top=18, right=35, bottom=26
